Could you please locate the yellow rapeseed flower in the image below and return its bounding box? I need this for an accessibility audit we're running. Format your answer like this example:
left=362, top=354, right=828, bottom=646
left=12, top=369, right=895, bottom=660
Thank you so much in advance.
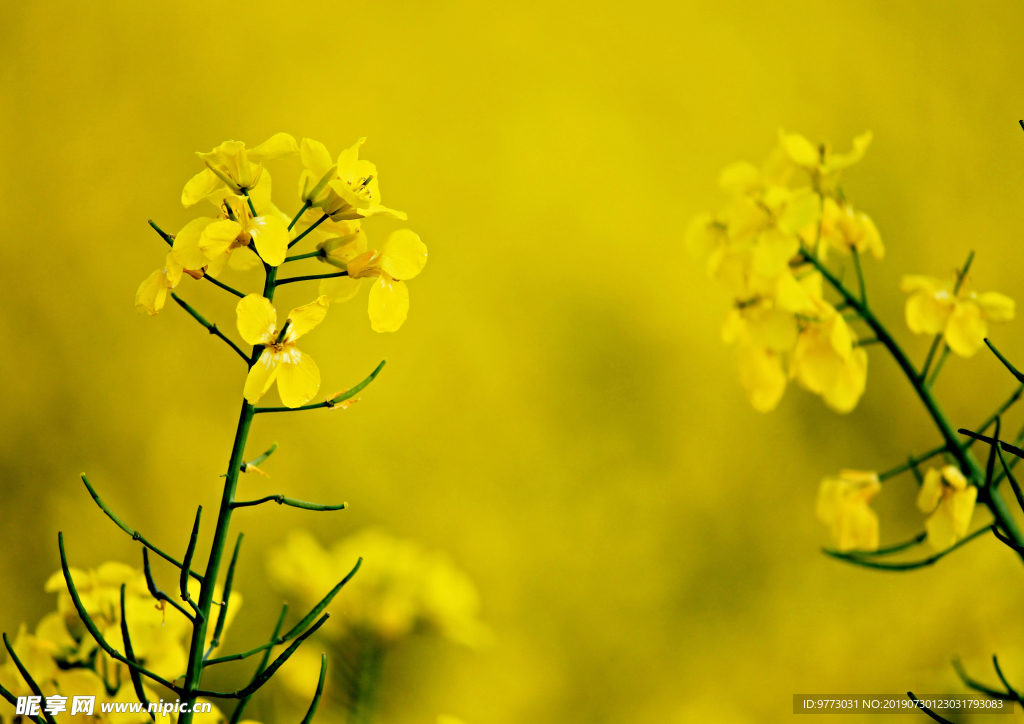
left=135, top=252, right=183, bottom=315
left=720, top=300, right=797, bottom=412
left=815, top=470, right=881, bottom=552
left=174, top=191, right=289, bottom=271
left=237, top=295, right=328, bottom=407
left=791, top=306, right=868, bottom=413
left=901, top=274, right=1015, bottom=357
left=297, top=137, right=406, bottom=221
left=917, top=465, right=977, bottom=550
left=779, top=130, right=872, bottom=193
left=801, top=196, right=883, bottom=261
left=337, top=230, right=428, bottom=333
left=182, top=133, right=298, bottom=207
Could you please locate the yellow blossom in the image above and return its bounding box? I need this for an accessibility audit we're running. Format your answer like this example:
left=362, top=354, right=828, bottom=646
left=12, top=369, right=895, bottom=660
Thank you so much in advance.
left=901, top=273, right=1015, bottom=357
left=182, top=133, right=298, bottom=207
left=135, top=252, right=183, bottom=315
left=779, top=130, right=872, bottom=192
left=332, top=229, right=428, bottom=333
left=174, top=191, right=289, bottom=271
left=801, top=196, right=883, bottom=260
left=721, top=300, right=797, bottom=412
left=237, top=295, right=328, bottom=407
left=816, top=470, right=881, bottom=552
left=298, top=137, right=406, bottom=221
left=791, top=306, right=868, bottom=413
left=314, top=222, right=366, bottom=304
left=917, top=465, right=977, bottom=550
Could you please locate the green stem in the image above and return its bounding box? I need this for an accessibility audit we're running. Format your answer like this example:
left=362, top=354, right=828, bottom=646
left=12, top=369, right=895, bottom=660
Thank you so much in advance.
left=178, top=264, right=278, bottom=724
left=289, top=199, right=312, bottom=232
left=285, top=251, right=324, bottom=263
left=289, top=214, right=329, bottom=249
left=277, top=271, right=348, bottom=285
left=802, top=252, right=1024, bottom=558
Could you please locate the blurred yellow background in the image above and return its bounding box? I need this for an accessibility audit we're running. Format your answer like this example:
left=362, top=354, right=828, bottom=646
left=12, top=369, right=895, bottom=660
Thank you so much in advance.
left=4, top=1, right=1024, bottom=722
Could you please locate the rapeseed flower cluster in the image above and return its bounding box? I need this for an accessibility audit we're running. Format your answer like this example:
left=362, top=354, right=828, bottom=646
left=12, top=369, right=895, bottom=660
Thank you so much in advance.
left=688, top=130, right=878, bottom=413
left=136, top=134, right=427, bottom=336
left=0, top=562, right=236, bottom=724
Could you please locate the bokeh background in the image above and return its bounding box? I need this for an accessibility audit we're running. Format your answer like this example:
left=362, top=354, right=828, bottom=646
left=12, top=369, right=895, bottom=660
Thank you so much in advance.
left=4, top=1, right=1024, bottom=722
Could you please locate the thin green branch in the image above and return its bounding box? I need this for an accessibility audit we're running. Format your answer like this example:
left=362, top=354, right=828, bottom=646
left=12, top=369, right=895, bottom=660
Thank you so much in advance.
left=985, top=417, right=1003, bottom=488
left=276, top=271, right=348, bottom=286
left=207, top=557, right=362, bottom=667
left=879, top=446, right=947, bottom=482
left=202, top=274, right=246, bottom=299
left=991, top=525, right=1024, bottom=553
left=851, top=247, right=866, bottom=303
left=193, top=614, right=330, bottom=699
left=851, top=532, right=927, bottom=557
left=255, top=360, right=386, bottom=413
left=289, top=200, right=312, bottom=232
left=926, top=345, right=951, bottom=389
left=231, top=495, right=347, bottom=511
left=285, top=250, right=323, bottom=263
left=854, top=336, right=879, bottom=347
left=907, top=692, right=956, bottom=724
left=149, top=220, right=174, bottom=247
left=986, top=339, right=1024, bottom=383
left=953, top=657, right=1016, bottom=700
left=300, top=654, right=328, bottom=724
left=180, top=507, right=204, bottom=619
left=143, top=548, right=193, bottom=622
left=823, top=525, right=991, bottom=570
left=80, top=474, right=203, bottom=582
left=920, top=335, right=943, bottom=382
left=0, top=680, right=46, bottom=724
left=206, top=533, right=243, bottom=659
left=3, top=633, right=58, bottom=724
left=219, top=443, right=278, bottom=477
left=241, top=188, right=258, bottom=217
left=228, top=604, right=288, bottom=724
left=120, top=585, right=155, bottom=720
left=58, top=533, right=182, bottom=693
left=993, top=655, right=1021, bottom=701
left=171, top=294, right=250, bottom=363
left=288, top=213, right=329, bottom=249
left=996, top=445, right=1024, bottom=519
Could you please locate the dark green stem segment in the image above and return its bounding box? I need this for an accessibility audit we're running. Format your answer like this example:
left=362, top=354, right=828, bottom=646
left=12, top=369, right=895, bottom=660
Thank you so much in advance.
left=3, top=633, right=58, bottom=724
left=277, top=271, right=348, bottom=285
left=81, top=473, right=203, bottom=582
left=120, top=585, right=154, bottom=720
left=801, top=252, right=1024, bottom=557
left=300, top=654, right=328, bottom=724
left=178, top=264, right=279, bottom=724
left=231, top=495, right=347, bottom=511
left=171, top=294, right=250, bottom=363
left=289, top=213, right=329, bottom=249
left=824, top=525, right=991, bottom=570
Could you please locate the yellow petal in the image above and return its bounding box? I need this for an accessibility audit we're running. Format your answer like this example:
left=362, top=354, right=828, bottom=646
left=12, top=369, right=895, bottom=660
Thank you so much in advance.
left=199, top=219, right=243, bottom=259
left=300, top=138, right=333, bottom=177
left=249, top=214, right=289, bottom=267
left=900, top=274, right=941, bottom=294
left=775, top=271, right=815, bottom=314
left=228, top=245, right=262, bottom=271
left=822, top=346, right=867, bottom=413
left=944, top=301, right=987, bottom=357
left=135, top=268, right=167, bottom=316
left=172, top=217, right=217, bottom=270
left=718, top=161, right=760, bottom=194
left=286, top=296, right=329, bottom=340
left=368, top=276, right=410, bottom=332
left=827, top=131, right=872, bottom=171
left=978, top=291, right=1015, bottom=322
left=946, top=486, right=977, bottom=538
left=336, top=137, right=366, bottom=175
left=236, top=295, right=277, bottom=345
left=248, top=166, right=273, bottom=215
left=319, top=276, right=363, bottom=303
left=941, top=465, right=968, bottom=490
left=182, top=168, right=221, bottom=208
left=778, top=188, right=821, bottom=235
left=277, top=348, right=321, bottom=408
left=249, top=133, right=298, bottom=161
left=244, top=349, right=280, bottom=405
left=380, top=230, right=428, bottom=280
left=917, top=468, right=944, bottom=514
left=779, top=130, right=820, bottom=167
left=751, top=229, right=798, bottom=278
left=734, top=344, right=786, bottom=412
left=905, top=291, right=951, bottom=335
left=829, top=315, right=854, bottom=359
